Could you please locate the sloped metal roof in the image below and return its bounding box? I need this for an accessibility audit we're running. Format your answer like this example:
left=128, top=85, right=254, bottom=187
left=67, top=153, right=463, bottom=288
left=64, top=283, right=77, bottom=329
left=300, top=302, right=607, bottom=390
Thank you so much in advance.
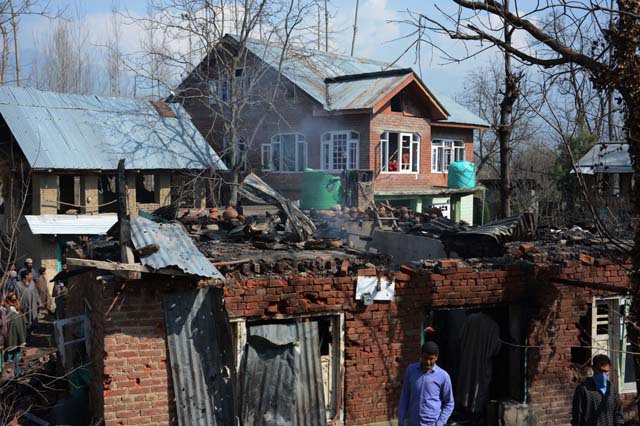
left=0, top=86, right=227, bottom=171
left=130, top=216, right=223, bottom=279
left=576, top=143, right=631, bottom=175
left=326, top=73, right=409, bottom=111
left=429, top=91, right=490, bottom=128
left=235, top=36, right=487, bottom=126
left=25, top=214, right=118, bottom=235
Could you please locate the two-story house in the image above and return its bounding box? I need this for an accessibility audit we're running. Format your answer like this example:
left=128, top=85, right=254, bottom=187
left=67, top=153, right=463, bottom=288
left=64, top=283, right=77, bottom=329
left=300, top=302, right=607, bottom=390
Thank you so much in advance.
left=176, top=35, right=489, bottom=223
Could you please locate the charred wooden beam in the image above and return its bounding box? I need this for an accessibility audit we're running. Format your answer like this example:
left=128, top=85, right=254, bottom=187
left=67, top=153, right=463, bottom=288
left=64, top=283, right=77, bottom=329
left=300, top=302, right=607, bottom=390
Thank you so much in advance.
left=551, top=278, right=630, bottom=295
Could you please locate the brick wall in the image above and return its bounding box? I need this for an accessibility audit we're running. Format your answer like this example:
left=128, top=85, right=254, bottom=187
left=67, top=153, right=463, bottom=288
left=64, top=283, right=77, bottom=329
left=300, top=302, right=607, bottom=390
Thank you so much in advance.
left=69, top=276, right=194, bottom=426
left=224, top=261, right=636, bottom=425
left=75, top=260, right=636, bottom=425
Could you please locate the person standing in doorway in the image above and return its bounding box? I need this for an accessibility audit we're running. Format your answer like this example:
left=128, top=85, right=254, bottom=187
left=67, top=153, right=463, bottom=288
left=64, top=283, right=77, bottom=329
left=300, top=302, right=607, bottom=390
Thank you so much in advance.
left=398, top=341, right=454, bottom=426
left=571, top=354, right=624, bottom=426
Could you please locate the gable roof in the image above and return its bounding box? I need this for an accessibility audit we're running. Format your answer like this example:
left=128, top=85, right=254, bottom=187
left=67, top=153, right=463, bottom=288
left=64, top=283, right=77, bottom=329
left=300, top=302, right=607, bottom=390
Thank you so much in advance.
left=576, top=143, right=631, bottom=175
left=0, top=86, right=227, bottom=171
left=223, top=35, right=488, bottom=127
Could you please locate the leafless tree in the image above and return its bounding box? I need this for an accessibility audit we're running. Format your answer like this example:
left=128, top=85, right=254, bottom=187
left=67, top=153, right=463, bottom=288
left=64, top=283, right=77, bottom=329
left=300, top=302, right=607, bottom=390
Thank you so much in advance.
left=409, top=0, right=640, bottom=400
left=0, top=0, right=57, bottom=85
left=125, top=0, right=317, bottom=207
left=31, top=8, right=100, bottom=95
left=460, top=60, right=539, bottom=178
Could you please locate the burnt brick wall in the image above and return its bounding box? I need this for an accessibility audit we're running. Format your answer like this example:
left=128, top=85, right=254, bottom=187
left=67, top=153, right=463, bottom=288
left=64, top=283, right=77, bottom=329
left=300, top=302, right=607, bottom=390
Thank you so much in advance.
left=76, top=260, right=635, bottom=425
left=225, top=261, right=635, bottom=425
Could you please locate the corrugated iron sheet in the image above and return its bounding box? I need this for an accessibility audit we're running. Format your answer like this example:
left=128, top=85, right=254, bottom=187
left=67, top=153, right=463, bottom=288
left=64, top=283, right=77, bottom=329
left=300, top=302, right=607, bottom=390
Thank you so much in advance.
left=576, top=142, right=631, bottom=175
left=130, top=216, right=223, bottom=279
left=326, top=74, right=408, bottom=111
left=240, top=321, right=326, bottom=426
left=164, top=288, right=234, bottom=426
left=25, top=214, right=117, bottom=235
left=0, top=86, right=226, bottom=171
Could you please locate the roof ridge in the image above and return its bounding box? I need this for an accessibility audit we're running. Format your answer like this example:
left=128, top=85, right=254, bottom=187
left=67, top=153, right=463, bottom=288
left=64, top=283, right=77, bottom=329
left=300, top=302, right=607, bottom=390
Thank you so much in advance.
left=237, top=34, right=399, bottom=68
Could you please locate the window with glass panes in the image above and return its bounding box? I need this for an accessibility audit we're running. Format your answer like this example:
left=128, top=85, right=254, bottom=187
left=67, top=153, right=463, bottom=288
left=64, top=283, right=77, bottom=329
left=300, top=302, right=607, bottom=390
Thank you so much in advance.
left=321, top=131, right=359, bottom=171
left=380, top=132, right=420, bottom=173
left=261, top=133, right=307, bottom=172
left=431, top=139, right=465, bottom=172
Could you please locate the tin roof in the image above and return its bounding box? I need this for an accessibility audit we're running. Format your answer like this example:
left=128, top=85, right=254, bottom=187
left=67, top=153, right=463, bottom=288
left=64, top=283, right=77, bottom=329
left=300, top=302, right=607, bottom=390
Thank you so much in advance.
left=430, top=91, right=491, bottom=128
left=235, top=35, right=488, bottom=126
left=576, top=143, right=631, bottom=175
left=25, top=214, right=118, bottom=235
left=130, top=216, right=223, bottom=279
left=0, top=86, right=227, bottom=171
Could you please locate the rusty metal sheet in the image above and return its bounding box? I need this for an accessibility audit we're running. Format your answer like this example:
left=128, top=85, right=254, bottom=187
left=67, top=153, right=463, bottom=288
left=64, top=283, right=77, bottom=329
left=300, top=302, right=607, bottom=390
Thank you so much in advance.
left=130, top=216, right=224, bottom=279
left=164, top=288, right=234, bottom=426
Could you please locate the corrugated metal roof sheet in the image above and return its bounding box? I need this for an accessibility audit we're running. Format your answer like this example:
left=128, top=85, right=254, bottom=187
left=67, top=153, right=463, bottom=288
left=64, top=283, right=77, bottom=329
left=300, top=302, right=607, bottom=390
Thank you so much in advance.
left=0, top=86, right=227, bottom=171
left=430, top=91, right=491, bottom=128
left=326, top=74, right=408, bottom=111
left=243, top=37, right=396, bottom=108
left=236, top=36, right=488, bottom=126
left=577, top=143, right=631, bottom=175
left=130, top=217, right=223, bottom=278
left=25, top=214, right=118, bottom=235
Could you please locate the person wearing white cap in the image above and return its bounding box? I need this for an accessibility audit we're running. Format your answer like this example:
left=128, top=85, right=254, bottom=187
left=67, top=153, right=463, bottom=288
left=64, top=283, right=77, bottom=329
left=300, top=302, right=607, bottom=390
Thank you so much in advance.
left=18, top=258, right=39, bottom=282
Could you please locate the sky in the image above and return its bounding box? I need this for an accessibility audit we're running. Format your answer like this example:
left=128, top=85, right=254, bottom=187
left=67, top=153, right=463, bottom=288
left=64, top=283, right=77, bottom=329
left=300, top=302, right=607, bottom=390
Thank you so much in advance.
left=16, top=0, right=519, bottom=97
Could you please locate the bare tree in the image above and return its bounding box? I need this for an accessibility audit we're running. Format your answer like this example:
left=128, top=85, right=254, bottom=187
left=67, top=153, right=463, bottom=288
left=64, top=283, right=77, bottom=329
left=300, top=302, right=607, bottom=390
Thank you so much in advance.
left=410, top=0, right=640, bottom=400
left=31, top=8, right=100, bottom=95
left=126, top=0, right=316, bottom=207
left=0, top=0, right=57, bottom=85
left=350, top=0, right=358, bottom=56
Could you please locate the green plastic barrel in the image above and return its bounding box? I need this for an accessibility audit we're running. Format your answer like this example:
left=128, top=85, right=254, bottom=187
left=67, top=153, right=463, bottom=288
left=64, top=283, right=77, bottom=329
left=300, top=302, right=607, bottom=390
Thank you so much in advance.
left=448, top=161, right=476, bottom=189
left=301, top=168, right=342, bottom=209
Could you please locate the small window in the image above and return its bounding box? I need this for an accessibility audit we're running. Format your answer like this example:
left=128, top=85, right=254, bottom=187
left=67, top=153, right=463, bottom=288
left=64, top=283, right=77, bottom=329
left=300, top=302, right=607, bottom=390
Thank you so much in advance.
left=390, top=92, right=403, bottom=112
left=261, top=144, right=272, bottom=170
left=136, top=174, right=156, bottom=204
left=320, top=131, right=359, bottom=171
left=264, top=133, right=306, bottom=172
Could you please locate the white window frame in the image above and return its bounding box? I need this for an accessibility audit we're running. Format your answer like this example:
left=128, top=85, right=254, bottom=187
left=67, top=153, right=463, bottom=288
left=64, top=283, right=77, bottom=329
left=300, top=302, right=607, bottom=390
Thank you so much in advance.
left=380, top=131, right=420, bottom=174
left=431, top=139, right=465, bottom=173
left=591, top=296, right=636, bottom=394
left=261, top=133, right=307, bottom=173
left=320, top=131, right=360, bottom=171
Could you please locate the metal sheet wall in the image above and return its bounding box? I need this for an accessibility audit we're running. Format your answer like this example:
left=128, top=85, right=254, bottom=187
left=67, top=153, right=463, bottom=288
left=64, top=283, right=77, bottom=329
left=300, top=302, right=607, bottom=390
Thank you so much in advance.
left=164, top=288, right=234, bottom=426
left=240, top=321, right=327, bottom=426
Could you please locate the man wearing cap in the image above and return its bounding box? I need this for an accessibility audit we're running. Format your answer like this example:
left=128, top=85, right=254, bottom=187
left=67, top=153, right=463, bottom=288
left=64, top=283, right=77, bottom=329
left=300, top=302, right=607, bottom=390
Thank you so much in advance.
left=398, top=341, right=454, bottom=426
left=18, top=258, right=39, bottom=282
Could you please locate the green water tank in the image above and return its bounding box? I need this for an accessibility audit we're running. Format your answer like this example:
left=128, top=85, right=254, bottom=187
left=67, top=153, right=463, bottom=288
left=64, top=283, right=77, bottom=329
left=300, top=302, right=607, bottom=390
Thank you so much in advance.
left=301, top=168, right=342, bottom=209
left=448, top=161, right=476, bottom=189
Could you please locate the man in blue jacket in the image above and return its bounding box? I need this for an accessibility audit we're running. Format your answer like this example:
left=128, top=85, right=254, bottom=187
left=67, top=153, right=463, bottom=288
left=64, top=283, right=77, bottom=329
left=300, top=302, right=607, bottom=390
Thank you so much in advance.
left=398, top=341, right=454, bottom=426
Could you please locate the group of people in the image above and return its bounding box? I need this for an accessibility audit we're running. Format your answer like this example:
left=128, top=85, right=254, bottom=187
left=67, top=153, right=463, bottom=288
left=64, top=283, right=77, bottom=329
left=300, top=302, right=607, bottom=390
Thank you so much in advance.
left=0, top=258, right=69, bottom=377
left=398, top=342, right=624, bottom=426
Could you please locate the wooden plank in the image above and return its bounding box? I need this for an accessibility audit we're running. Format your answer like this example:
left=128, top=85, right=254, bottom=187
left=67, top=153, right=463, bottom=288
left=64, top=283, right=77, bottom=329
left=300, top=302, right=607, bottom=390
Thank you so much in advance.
left=66, top=257, right=190, bottom=277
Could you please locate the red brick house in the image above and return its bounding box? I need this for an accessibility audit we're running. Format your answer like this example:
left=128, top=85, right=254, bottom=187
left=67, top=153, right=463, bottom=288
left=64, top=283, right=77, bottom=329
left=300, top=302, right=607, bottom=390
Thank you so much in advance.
left=176, top=35, right=489, bottom=223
